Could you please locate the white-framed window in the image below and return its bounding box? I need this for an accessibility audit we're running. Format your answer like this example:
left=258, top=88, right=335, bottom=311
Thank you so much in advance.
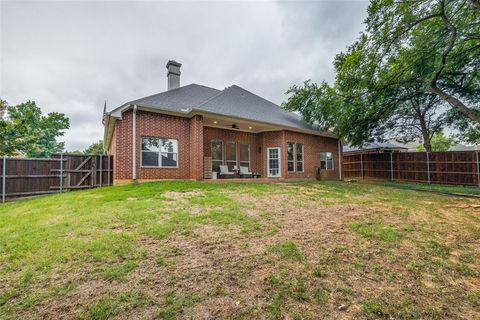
left=226, top=141, right=237, bottom=170
left=296, top=143, right=304, bottom=172
left=239, top=143, right=250, bottom=169
left=141, top=137, right=178, bottom=168
left=320, top=151, right=333, bottom=170
left=287, top=142, right=295, bottom=172
left=211, top=140, right=223, bottom=172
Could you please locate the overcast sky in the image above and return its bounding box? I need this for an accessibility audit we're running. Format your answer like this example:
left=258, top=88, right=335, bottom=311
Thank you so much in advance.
left=0, top=0, right=368, bottom=151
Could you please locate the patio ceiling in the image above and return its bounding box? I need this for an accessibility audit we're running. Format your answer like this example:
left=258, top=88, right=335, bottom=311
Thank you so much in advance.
left=203, top=114, right=288, bottom=134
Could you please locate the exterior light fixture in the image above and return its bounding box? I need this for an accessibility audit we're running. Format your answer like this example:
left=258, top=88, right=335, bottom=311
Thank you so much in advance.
left=213, top=120, right=218, bottom=124
left=248, top=126, right=252, bottom=129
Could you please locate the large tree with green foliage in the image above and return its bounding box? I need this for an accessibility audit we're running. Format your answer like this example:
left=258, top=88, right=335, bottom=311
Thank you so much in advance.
left=0, top=101, right=70, bottom=157
left=284, top=0, right=479, bottom=146
left=84, top=140, right=105, bottom=155
left=416, top=132, right=455, bottom=151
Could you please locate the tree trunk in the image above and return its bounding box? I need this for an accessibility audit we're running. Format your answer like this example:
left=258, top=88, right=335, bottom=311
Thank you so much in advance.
left=422, top=135, right=432, bottom=152
left=418, top=115, right=432, bottom=152
left=428, top=86, right=480, bottom=123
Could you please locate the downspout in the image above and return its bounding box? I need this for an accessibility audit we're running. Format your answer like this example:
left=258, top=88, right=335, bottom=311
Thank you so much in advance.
left=132, top=105, right=137, bottom=181
left=338, top=140, right=342, bottom=180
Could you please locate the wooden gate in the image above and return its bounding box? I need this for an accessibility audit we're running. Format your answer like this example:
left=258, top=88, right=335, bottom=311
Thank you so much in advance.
left=1, top=154, right=113, bottom=201
left=51, top=154, right=112, bottom=190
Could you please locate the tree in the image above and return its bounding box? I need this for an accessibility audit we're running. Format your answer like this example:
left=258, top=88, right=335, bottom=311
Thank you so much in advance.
left=0, top=100, right=8, bottom=155
left=283, top=0, right=480, bottom=147
left=363, top=0, right=480, bottom=122
left=284, top=81, right=449, bottom=151
left=0, top=101, right=70, bottom=157
left=66, top=150, right=85, bottom=155
left=84, top=140, right=105, bottom=155
left=0, top=99, right=7, bottom=119
left=416, top=132, right=455, bottom=151
left=378, top=92, right=448, bottom=152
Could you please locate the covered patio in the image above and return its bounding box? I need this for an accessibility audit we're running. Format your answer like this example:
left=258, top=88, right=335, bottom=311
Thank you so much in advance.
left=201, top=115, right=286, bottom=180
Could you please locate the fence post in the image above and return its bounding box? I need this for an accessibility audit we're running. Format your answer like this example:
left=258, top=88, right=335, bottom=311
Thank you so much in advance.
left=2, top=157, right=6, bottom=203
left=426, top=152, right=431, bottom=184
left=360, top=153, right=364, bottom=180
left=99, top=154, right=103, bottom=187
left=390, top=152, right=393, bottom=181
left=60, top=153, right=64, bottom=192
left=476, top=150, right=480, bottom=187
left=107, top=155, right=111, bottom=186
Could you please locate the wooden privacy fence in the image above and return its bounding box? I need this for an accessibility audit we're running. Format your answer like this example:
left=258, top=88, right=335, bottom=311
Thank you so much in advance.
left=343, top=151, right=480, bottom=186
left=1, top=154, right=113, bottom=202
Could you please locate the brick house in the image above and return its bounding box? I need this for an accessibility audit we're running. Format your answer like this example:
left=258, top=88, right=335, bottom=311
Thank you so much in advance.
left=103, top=60, right=342, bottom=184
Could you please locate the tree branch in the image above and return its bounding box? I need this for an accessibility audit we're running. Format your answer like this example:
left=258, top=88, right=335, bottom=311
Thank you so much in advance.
left=428, top=86, right=480, bottom=122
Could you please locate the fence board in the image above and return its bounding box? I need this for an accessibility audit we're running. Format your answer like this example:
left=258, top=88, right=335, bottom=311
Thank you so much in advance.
left=344, top=151, right=479, bottom=186
left=1, top=154, right=113, bottom=202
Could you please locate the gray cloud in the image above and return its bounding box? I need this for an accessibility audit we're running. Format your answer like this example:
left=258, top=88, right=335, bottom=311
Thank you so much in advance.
left=0, top=0, right=368, bottom=150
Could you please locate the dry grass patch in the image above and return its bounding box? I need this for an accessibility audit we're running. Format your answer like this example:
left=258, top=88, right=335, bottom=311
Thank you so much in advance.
left=0, top=181, right=479, bottom=319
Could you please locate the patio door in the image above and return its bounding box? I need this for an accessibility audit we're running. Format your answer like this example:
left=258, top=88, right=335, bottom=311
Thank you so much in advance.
left=267, top=147, right=281, bottom=177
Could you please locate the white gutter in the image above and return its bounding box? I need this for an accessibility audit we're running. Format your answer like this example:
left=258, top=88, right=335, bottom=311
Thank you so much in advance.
left=132, top=105, right=137, bottom=180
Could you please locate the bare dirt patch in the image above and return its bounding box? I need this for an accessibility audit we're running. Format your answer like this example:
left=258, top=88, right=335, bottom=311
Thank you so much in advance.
left=162, top=190, right=205, bottom=200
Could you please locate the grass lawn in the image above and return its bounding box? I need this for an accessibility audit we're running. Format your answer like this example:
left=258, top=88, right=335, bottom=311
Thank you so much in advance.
left=0, top=181, right=479, bottom=319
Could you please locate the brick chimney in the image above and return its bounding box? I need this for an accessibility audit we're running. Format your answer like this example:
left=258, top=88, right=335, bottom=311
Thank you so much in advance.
left=166, top=60, right=181, bottom=90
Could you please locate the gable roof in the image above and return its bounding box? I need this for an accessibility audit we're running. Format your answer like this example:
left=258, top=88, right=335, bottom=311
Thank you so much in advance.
left=105, top=83, right=336, bottom=148
left=196, top=85, right=313, bottom=131
left=114, top=84, right=221, bottom=115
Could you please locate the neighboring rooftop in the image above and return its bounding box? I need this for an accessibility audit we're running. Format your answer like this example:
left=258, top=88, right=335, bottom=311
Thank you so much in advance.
left=448, top=144, right=480, bottom=151
left=343, top=142, right=408, bottom=153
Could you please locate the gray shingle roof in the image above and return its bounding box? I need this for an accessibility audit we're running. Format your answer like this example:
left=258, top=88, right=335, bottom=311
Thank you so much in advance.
left=343, top=142, right=408, bottom=153
left=196, top=85, right=313, bottom=130
left=129, top=84, right=220, bottom=112
left=110, top=83, right=334, bottom=136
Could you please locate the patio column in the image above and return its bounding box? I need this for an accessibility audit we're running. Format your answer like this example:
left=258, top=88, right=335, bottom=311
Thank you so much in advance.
left=189, top=115, right=204, bottom=180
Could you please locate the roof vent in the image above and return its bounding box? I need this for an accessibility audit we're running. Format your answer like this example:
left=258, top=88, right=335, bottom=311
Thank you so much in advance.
left=166, top=60, right=181, bottom=90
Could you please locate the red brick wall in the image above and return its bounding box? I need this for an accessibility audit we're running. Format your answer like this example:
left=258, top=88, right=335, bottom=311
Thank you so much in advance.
left=189, top=115, right=204, bottom=180
left=284, top=130, right=341, bottom=180
left=109, top=110, right=341, bottom=181
left=111, top=110, right=193, bottom=180
left=112, top=110, right=134, bottom=180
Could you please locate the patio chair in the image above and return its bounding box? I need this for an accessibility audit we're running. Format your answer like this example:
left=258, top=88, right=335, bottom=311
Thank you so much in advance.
left=239, top=166, right=253, bottom=178
left=219, top=165, right=235, bottom=178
